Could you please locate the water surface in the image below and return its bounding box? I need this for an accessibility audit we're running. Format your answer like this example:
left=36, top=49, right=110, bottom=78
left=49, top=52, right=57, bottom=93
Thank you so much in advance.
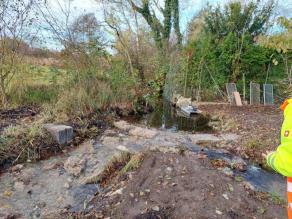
left=140, top=100, right=212, bottom=132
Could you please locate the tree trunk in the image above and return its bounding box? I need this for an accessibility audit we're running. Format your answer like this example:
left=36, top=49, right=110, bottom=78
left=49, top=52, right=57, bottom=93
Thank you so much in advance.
left=0, top=79, right=8, bottom=107
left=134, top=10, right=145, bottom=82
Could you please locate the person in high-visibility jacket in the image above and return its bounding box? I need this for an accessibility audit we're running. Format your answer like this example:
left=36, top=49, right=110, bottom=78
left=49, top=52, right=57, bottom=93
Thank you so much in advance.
left=266, top=98, right=292, bottom=219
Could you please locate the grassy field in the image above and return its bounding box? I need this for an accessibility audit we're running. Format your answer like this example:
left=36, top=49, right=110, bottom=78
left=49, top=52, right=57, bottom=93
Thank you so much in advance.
left=8, top=63, right=68, bottom=106
left=18, top=64, right=67, bottom=85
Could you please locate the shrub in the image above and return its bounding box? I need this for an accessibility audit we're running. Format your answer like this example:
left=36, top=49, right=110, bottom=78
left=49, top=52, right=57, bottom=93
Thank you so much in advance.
left=53, top=61, right=140, bottom=120
left=54, top=79, right=113, bottom=120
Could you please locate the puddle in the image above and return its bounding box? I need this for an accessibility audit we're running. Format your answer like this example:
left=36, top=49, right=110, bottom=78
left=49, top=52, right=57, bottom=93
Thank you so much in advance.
left=242, top=166, right=285, bottom=197
left=70, top=184, right=101, bottom=212
left=140, top=100, right=211, bottom=132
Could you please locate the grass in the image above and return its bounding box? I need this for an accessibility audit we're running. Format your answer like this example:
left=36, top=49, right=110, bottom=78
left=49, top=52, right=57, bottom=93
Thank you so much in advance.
left=4, top=57, right=141, bottom=120
left=97, top=152, right=144, bottom=187
left=0, top=121, right=55, bottom=166
left=268, top=192, right=286, bottom=205
left=53, top=79, right=113, bottom=120
left=244, top=138, right=269, bottom=150
left=9, top=83, right=59, bottom=106
left=22, top=64, right=67, bottom=86
left=120, top=153, right=145, bottom=174
left=7, top=63, right=66, bottom=107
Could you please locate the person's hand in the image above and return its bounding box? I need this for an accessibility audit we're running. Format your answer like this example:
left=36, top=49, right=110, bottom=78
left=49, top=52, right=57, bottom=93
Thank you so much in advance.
left=262, top=151, right=273, bottom=159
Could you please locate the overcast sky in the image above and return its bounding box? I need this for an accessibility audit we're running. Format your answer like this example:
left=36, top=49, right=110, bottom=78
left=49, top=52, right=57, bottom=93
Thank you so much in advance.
left=40, top=0, right=292, bottom=49
left=62, top=0, right=292, bottom=20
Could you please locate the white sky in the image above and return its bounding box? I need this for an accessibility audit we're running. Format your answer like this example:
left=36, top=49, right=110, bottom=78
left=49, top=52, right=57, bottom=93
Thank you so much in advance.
left=40, top=0, right=292, bottom=49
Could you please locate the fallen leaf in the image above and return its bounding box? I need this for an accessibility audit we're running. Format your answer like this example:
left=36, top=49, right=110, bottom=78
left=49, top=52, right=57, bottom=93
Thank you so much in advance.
left=4, top=190, right=12, bottom=197
left=152, top=206, right=160, bottom=212
left=222, top=193, right=229, bottom=200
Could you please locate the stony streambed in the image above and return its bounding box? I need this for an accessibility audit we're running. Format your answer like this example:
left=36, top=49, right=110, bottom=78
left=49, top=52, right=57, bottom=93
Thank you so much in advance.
left=0, top=121, right=285, bottom=218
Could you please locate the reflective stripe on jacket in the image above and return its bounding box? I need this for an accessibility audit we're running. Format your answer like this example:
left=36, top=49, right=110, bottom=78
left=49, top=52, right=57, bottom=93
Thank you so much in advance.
left=267, top=99, right=292, bottom=177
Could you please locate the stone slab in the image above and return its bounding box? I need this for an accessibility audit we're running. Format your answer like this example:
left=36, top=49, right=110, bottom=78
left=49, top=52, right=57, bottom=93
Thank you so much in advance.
left=44, top=124, right=73, bottom=144
left=129, top=127, right=158, bottom=139
left=113, top=121, right=134, bottom=131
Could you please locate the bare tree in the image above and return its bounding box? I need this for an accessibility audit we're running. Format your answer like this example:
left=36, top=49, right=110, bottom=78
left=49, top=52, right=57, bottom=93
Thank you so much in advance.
left=36, top=0, right=107, bottom=77
left=102, top=0, right=182, bottom=51
left=101, top=2, right=135, bottom=76
left=101, top=0, right=155, bottom=80
left=35, top=0, right=74, bottom=49
left=0, top=0, right=40, bottom=107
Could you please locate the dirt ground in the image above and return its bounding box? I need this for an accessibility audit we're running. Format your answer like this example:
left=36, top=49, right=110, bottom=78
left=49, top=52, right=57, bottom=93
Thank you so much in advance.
left=199, top=104, right=283, bottom=167
left=81, top=151, right=285, bottom=219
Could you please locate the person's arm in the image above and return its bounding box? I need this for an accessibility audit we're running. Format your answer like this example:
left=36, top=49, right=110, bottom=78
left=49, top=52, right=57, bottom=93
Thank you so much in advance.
left=267, top=143, right=292, bottom=177
left=267, top=151, right=278, bottom=172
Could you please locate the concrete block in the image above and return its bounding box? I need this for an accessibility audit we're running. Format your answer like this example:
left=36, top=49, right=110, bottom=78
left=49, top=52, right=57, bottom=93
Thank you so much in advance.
left=44, top=124, right=73, bottom=144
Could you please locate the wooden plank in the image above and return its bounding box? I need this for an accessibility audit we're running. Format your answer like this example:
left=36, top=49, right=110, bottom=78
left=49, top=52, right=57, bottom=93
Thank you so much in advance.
left=233, top=92, right=243, bottom=106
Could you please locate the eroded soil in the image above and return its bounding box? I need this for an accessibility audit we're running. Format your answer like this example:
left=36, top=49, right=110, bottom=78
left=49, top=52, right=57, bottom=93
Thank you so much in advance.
left=83, top=151, right=286, bottom=219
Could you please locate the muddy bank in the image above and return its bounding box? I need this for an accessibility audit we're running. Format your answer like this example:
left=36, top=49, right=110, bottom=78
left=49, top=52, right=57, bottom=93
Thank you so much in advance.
left=82, top=151, right=286, bottom=219
left=0, top=102, right=149, bottom=169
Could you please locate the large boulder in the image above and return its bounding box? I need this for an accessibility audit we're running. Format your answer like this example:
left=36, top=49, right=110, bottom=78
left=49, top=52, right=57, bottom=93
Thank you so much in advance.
left=44, top=124, right=73, bottom=144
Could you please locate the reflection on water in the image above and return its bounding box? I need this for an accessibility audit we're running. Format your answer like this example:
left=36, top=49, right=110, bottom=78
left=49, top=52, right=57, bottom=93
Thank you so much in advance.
left=141, top=100, right=211, bottom=132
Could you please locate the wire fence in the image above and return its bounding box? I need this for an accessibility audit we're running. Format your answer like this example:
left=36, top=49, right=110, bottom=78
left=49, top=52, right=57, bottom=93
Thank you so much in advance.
left=225, top=82, right=286, bottom=105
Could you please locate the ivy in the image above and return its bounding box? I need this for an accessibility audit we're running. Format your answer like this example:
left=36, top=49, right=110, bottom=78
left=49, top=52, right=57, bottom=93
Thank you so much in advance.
left=129, top=0, right=182, bottom=50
